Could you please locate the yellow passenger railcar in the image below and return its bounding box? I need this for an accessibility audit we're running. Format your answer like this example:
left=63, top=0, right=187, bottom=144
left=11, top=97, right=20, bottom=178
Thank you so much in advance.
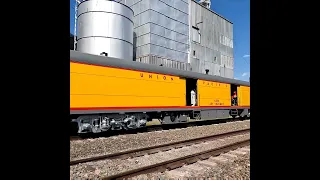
left=70, top=62, right=186, bottom=109
left=237, top=86, right=250, bottom=107
left=197, top=80, right=231, bottom=107
left=70, top=50, right=250, bottom=135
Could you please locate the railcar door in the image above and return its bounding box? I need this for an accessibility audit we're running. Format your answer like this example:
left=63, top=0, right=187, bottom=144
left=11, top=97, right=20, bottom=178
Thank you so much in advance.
left=231, top=84, right=239, bottom=106
left=186, top=78, right=198, bottom=106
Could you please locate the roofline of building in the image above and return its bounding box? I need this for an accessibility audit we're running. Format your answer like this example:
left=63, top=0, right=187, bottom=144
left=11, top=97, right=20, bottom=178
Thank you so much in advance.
left=191, top=0, right=233, bottom=24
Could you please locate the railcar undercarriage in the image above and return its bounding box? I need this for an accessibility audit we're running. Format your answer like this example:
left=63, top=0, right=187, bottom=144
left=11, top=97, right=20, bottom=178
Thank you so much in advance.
left=71, top=113, right=149, bottom=134
left=70, top=109, right=249, bottom=135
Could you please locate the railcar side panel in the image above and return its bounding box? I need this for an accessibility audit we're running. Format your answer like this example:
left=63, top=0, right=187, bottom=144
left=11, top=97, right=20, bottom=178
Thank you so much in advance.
left=237, top=86, right=250, bottom=106
left=70, top=62, right=186, bottom=108
left=197, top=80, right=231, bottom=107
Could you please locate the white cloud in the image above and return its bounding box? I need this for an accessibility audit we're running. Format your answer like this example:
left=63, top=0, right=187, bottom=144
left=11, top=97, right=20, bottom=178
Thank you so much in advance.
left=243, top=54, right=250, bottom=58
left=242, top=72, right=248, bottom=77
left=234, top=77, right=239, bottom=80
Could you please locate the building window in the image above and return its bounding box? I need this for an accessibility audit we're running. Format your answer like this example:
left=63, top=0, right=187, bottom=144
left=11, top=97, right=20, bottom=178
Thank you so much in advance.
left=193, top=50, right=196, bottom=57
left=220, top=35, right=233, bottom=48
left=192, top=26, right=201, bottom=44
left=221, top=54, right=225, bottom=65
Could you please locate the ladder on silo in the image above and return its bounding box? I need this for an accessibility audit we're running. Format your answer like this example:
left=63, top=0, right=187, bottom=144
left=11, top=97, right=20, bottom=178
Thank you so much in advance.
left=73, top=0, right=82, bottom=51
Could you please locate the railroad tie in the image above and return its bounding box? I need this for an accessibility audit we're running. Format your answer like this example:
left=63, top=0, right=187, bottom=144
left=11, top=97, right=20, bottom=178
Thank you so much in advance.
left=183, top=164, right=205, bottom=172
left=165, top=169, right=188, bottom=179
left=239, top=147, right=250, bottom=152
left=221, top=153, right=238, bottom=160
left=230, top=150, right=247, bottom=155
left=197, top=160, right=218, bottom=168
left=208, top=156, right=230, bottom=164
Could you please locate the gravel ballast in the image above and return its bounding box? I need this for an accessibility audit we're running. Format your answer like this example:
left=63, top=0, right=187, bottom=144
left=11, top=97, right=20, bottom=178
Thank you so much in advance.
left=70, top=120, right=250, bottom=161
left=70, top=133, right=249, bottom=179
left=206, top=152, right=250, bottom=180
left=133, top=146, right=250, bottom=180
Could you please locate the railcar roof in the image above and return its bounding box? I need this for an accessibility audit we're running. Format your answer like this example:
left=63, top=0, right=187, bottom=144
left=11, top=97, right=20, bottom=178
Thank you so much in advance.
left=70, top=50, right=250, bottom=86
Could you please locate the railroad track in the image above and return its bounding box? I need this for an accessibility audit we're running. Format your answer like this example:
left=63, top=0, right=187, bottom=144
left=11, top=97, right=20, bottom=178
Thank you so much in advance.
left=132, top=145, right=251, bottom=180
left=70, top=128, right=250, bottom=179
left=104, top=140, right=249, bottom=180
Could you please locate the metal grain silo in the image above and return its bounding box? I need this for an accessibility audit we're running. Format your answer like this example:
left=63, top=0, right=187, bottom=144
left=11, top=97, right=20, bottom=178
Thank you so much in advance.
left=76, top=0, right=134, bottom=61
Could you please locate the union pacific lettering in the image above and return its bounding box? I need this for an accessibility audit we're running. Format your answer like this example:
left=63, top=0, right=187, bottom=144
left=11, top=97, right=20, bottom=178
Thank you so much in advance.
left=139, top=73, right=174, bottom=81
left=201, top=80, right=228, bottom=87
left=202, top=81, right=220, bottom=86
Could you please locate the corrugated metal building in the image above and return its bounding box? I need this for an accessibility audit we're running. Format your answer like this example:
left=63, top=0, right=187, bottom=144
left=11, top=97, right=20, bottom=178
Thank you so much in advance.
left=119, top=0, right=234, bottom=78
left=189, top=0, right=234, bottom=78
left=119, top=0, right=191, bottom=71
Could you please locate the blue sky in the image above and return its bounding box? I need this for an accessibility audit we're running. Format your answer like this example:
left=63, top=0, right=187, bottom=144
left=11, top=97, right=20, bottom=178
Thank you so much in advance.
left=209, top=0, right=250, bottom=81
left=70, top=0, right=249, bottom=81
